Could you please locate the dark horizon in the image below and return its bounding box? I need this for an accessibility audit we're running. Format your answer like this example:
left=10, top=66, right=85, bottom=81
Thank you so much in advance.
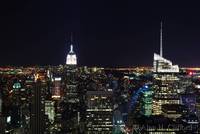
left=1, top=1, right=200, bottom=67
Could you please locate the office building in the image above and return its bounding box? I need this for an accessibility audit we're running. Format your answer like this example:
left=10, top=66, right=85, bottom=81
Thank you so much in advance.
left=30, top=81, right=45, bottom=134
left=86, top=90, right=113, bottom=133
left=141, top=89, right=153, bottom=116
left=152, top=22, right=180, bottom=115
left=52, top=77, right=62, bottom=100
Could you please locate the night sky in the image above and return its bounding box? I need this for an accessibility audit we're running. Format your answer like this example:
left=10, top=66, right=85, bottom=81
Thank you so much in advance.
left=0, top=1, right=200, bottom=67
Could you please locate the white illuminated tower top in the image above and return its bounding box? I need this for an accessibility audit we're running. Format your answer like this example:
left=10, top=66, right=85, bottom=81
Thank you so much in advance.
left=153, top=21, right=179, bottom=73
left=66, top=44, right=77, bottom=65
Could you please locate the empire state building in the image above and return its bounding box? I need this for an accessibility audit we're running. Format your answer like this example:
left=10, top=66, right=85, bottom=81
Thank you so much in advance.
left=66, top=44, right=77, bottom=65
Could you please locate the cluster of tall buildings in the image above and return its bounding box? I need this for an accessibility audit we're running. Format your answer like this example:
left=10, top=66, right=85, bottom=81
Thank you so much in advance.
left=128, top=23, right=199, bottom=133
left=0, top=25, right=200, bottom=134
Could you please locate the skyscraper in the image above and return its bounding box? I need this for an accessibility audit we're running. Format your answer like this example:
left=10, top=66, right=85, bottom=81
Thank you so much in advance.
left=0, top=91, right=4, bottom=134
left=153, top=22, right=179, bottom=73
left=86, top=90, right=113, bottom=133
left=52, top=77, right=62, bottom=99
left=152, top=22, right=180, bottom=115
left=0, top=91, right=2, bottom=115
left=30, top=80, right=46, bottom=134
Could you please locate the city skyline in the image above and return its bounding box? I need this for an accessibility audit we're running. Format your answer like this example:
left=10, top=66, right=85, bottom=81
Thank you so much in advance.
left=1, top=1, right=200, bottom=134
left=1, top=1, right=200, bottom=67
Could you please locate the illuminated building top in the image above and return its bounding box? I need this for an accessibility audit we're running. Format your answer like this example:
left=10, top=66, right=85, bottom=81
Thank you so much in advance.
left=66, top=44, right=77, bottom=65
left=153, top=22, right=179, bottom=73
left=153, top=53, right=179, bottom=73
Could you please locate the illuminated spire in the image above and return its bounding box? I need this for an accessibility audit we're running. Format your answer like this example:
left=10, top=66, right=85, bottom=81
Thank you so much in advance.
left=70, top=44, right=74, bottom=53
left=69, top=33, right=74, bottom=53
left=160, top=21, right=163, bottom=57
left=66, top=33, right=77, bottom=65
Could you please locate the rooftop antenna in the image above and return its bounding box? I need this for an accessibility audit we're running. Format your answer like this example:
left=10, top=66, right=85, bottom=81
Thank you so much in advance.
left=70, top=32, right=73, bottom=44
left=160, top=21, right=163, bottom=57
left=70, top=32, right=74, bottom=53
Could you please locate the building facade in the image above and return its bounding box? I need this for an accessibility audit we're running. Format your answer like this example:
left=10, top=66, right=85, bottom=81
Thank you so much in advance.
left=86, top=90, right=113, bottom=133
